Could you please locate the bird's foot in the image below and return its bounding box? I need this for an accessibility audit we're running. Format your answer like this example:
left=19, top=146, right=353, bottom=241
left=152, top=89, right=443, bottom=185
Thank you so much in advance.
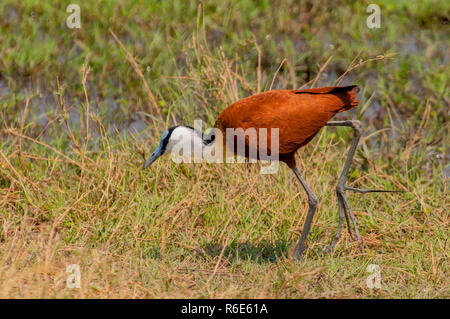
left=322, top=186, right=362, bottom=254
left=323, top=185, right=402, bottom=255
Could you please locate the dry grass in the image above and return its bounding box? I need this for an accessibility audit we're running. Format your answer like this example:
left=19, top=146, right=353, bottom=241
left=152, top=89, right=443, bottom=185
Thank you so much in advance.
left=0, top=58, right=447, bottom=296
left=0, top=0, right=448, bottom=298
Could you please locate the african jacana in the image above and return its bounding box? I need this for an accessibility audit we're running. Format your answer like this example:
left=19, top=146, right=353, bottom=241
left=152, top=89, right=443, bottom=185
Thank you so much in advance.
left=143, top=85, right=393, bottom=259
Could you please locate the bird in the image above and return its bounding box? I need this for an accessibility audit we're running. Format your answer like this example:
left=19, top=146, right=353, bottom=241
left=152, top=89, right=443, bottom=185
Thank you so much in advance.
left=143, top=85, right=395, bottom=259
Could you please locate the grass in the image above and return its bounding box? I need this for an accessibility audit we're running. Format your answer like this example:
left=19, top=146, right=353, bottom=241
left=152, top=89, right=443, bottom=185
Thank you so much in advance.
left=0, top=0, right=448, bottom=298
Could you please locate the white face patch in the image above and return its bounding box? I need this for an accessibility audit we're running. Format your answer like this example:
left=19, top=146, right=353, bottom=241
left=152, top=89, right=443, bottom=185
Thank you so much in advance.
left=165, top=126, right=205, bottom=162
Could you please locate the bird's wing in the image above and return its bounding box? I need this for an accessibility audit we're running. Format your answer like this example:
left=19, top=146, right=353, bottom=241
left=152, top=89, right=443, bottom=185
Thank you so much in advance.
left=216, top=86, right=359, bottom=154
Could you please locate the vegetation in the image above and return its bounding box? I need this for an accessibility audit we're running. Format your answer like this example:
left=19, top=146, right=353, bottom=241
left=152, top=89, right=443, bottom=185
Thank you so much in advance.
left=0, top=0, right=448, bottom=298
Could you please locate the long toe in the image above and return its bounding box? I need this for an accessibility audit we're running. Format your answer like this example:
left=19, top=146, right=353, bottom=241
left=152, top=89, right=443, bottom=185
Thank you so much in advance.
left=346, top=187, right=404, bottom=194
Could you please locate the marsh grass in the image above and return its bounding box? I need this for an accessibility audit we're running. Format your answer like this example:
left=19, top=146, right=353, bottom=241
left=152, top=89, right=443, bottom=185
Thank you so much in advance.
left=0, top=0, right=448, bottom=298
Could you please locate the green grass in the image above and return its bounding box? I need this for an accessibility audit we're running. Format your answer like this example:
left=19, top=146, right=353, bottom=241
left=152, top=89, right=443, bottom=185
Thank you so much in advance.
left=0, top=0, right=448, bottom=298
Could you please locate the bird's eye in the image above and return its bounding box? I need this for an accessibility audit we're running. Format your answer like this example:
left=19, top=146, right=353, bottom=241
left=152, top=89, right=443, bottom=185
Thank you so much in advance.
left=204, top=133, right=215, bottom=144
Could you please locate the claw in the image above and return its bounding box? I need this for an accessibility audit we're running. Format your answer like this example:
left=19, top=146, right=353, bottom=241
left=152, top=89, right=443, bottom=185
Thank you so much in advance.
left=341, top=194, right=364, bottom=253
left=341, top=195, right=354, bottom=239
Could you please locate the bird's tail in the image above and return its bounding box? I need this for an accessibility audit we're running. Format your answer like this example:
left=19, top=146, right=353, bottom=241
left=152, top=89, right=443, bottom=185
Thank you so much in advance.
left=334, top=85, right=359, bottom=112
left=295, top=85, right=360, bottom=112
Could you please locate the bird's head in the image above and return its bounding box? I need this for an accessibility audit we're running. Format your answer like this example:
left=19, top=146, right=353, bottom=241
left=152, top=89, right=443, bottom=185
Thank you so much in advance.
left=142, top=125, right=216, bottom=169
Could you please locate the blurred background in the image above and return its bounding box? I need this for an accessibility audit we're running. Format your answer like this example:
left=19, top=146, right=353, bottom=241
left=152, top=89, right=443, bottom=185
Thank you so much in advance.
left=0, top=0, right=448, bottom=298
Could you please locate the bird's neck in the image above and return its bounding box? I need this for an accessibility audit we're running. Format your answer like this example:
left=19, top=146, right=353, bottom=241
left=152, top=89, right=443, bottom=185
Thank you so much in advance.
left=185, top=127, right=225, bottom=162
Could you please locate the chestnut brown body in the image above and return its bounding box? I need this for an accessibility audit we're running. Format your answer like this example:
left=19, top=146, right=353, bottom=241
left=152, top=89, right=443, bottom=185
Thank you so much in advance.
left=214, top=86, right=359, bottom=167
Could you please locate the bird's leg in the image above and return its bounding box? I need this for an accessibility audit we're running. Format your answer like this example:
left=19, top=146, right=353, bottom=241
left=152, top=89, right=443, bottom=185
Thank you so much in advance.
left=292, top=167, right=318, bottom=260
left=322, top=120, right=362, bottom=253
left=323, top=120, right=398, bottom=254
